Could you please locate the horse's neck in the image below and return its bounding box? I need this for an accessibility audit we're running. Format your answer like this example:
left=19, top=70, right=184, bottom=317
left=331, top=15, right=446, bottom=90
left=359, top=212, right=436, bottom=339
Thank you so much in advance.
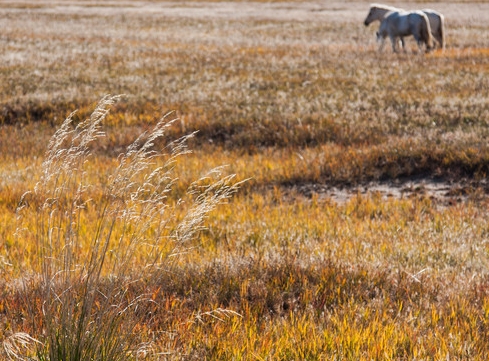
left=378, top=8, right=391, bottom=17
left=376, top=5, right=401, bottom=20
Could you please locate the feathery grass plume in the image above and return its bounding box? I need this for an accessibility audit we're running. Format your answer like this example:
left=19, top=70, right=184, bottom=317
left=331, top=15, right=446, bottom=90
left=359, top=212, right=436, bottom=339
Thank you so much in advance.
left=169, top=168, right=243, bottom=258
left=15, top=95, right=243, bottom=361
left=192, top=308, right=243, bottom=325
left=2, top=332, right=41, bottom=361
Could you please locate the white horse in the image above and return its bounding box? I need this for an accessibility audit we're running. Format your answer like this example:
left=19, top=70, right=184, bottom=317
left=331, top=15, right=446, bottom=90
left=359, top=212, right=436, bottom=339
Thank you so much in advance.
left=376, top=10, right=433, bottom=53
left=364, top=3, right=445, bottom=49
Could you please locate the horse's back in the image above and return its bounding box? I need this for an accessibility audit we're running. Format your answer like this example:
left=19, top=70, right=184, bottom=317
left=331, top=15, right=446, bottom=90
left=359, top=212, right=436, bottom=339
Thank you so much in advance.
left=420, top=9, right=443, bottom=27
left=420, top=9, right=443, bottom=19
left=383, top=10, right=412, bottom=36
left=407, top=10, right=428, bottom=24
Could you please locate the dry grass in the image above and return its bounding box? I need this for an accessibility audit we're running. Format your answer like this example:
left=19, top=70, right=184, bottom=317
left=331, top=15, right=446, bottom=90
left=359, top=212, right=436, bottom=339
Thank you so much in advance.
left=1, top=0, right=489, bottom=359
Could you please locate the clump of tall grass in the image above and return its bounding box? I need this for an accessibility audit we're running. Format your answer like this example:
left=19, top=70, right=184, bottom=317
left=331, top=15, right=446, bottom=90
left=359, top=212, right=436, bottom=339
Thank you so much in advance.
left=14, top=95, right=242, bottom=361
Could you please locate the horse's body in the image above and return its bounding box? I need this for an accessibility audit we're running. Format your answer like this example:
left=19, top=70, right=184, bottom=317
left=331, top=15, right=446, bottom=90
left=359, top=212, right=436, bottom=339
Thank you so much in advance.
left=377, top=10, right=433, bottom=53
left=364, top=3, right=445, bottom=49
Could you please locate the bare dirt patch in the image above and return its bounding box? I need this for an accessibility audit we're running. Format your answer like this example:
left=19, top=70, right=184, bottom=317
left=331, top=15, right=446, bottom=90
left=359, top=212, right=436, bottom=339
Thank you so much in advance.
left=291, top=177, right=489, bottom=205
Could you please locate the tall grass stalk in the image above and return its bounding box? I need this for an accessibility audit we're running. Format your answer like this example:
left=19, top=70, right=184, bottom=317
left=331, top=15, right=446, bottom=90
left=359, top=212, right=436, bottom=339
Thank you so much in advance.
left=15, top=95, right=242, bottom=361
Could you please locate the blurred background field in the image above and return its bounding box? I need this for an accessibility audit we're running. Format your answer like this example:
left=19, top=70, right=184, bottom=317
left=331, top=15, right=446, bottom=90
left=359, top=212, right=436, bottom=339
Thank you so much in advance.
left=1, top=1, right=489, bottom=359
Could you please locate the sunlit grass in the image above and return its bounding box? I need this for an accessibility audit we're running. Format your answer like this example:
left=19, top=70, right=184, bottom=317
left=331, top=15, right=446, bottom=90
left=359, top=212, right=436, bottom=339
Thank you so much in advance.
left=2, top=0, right=489, bottom=359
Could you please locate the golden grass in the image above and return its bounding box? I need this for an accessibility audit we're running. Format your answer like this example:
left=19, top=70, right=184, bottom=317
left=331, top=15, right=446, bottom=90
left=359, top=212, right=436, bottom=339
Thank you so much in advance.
left=1, top=0, right=489, bottom=359
left=428, top=47, right=489, bottom=58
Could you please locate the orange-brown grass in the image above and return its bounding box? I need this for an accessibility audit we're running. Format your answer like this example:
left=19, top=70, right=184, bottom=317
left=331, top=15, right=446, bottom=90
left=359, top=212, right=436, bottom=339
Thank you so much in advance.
left=2, top=1, right=489, bottom=359
left=429, top=47, right=489, bottom=58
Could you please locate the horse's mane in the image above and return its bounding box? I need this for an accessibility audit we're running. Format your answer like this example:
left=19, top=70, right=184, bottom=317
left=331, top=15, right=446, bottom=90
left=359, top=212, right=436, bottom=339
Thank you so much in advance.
left=370, top=3, right=400, bottom=11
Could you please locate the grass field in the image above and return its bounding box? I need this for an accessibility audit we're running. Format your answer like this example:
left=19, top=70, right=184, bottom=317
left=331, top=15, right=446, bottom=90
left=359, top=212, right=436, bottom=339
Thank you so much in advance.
left=1, top=1, right=489, bottom=359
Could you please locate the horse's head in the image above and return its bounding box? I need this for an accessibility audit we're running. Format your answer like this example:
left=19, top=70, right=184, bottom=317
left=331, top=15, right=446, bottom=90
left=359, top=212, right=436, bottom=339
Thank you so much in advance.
left=364, top=5, right=393, bottom=26
left=364, top=8, right=376, bottom=26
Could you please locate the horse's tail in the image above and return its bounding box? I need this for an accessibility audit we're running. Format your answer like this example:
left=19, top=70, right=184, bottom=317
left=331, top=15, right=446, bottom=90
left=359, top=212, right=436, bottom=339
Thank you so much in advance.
left=420, top=14, right=433, bottom=51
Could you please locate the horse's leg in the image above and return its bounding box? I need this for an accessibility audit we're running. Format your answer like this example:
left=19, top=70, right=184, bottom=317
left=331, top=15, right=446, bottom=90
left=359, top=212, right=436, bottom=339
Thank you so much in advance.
left=415, top=36, right=427, bottom=53
left=376, top=31, right=386, bottom=52
left=390, top=35, right=398, bottom=52
left=412, top=30, right=425, bottom=53
left=378, top=38, right=386, bottom=52
left=435, top=31, right=443, bottom=49
left=418, top=40, right=423, bottom=53
left=400, top=37, right=406, bottom=50
left=413, top=35, right=422, bottom=53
